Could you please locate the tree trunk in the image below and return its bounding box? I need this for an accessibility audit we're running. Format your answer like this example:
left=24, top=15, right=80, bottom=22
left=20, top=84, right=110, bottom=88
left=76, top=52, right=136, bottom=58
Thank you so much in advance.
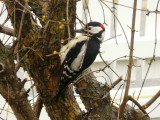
left=0, top=42, right=37, bottom=120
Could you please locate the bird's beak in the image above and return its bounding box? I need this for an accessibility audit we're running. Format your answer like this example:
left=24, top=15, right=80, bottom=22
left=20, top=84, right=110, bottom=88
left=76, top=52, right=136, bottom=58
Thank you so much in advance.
left=74, top=28, right=84, bottom=33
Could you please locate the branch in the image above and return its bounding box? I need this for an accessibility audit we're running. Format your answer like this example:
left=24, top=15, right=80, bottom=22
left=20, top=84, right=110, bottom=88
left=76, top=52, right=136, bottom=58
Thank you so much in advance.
left=4, top=0, right=33, bottom=37
left=75, top=69, right=149, bottom=120
left=109, top=76, right=123, bottom=90
left=33, top=96, right=43, bottom=118
left=66, top=0, right=71, bottom=40
left=136, top=0, right=160, bottom=102
left=75, top=69, right=117, bottom=119
left=20, top=0, right=81, bottom=119
left=0, top=24, right=14, bottom=36
left=142, top=90, right=160, bottom=109
left=100, top=0, right=130, bottom=48
left=0, top=51, right=37, bottom=120
left=128, top=95, right=149, bottom=117
left=119, top=0, right=137, bottom=117
left=14, top=2, right=28, bottom=71
left=103, top=0, right=160, bottom=15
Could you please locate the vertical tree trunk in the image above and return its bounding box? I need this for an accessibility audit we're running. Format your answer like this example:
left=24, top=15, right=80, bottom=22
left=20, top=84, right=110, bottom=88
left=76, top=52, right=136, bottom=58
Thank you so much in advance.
left=18, top=0, right=81, bottom=119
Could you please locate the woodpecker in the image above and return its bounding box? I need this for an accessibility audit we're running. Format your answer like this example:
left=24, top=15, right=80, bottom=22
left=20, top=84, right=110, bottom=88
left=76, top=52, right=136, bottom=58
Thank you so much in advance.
left=55, top=21, right=105, bottom=101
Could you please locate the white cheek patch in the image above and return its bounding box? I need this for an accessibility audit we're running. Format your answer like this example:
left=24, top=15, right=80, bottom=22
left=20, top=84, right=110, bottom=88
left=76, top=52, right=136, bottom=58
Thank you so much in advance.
left=97, top=32, right=105, bottom=42
left=89, top=27, right=103, bottom=34
left=101, top=32, right=105, bottom=40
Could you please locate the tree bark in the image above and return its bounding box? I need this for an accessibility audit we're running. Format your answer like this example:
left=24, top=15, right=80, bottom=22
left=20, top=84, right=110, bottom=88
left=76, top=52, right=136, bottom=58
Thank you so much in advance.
left=2, top=0, right=81, bottom=119
left=75, top=69, right=149, bottom=120
left=0, top=42, right=37, bottom=120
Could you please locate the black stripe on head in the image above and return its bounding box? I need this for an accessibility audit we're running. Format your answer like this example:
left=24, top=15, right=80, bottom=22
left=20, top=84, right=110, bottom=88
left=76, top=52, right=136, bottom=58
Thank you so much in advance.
left=86, top=22, right=101, bottom=27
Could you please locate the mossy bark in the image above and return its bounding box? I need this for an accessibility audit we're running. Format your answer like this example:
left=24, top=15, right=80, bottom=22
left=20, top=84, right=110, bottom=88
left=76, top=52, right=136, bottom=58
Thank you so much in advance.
left=2, top=0, right=81, bottom=119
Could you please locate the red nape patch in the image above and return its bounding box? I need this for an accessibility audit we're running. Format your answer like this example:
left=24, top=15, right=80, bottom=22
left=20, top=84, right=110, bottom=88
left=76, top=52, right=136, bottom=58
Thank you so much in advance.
left=99, top=24, right=105, bottom=30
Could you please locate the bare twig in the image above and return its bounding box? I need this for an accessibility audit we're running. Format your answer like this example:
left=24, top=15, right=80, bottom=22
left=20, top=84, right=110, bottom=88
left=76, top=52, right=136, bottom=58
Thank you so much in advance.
left=119, top=0, right=137, bottom=117
left=109, top=84, right=123, bottom=118
left=103, top=0, right=160, bottom=15
left=118, top=74, right=127, bottom=116
left=76, top=15, right=85, bottom=25
left=82, top=0, right=88, bottom=24
left=99, top=52, right=120, bottom=77
left=14, top=0, right=75, bottom=24
left=128, top=96, right=149, bottom=116
left=66, top=0, right=71, bottom=41
left=14, top=1, right=28, bottom=71
left=83, top=0, right=91, bottom=22
left=0, top=102, right=6, bottom=115
left=112, top=84, right=123, bottom=105
left=0, top=116, right=5, bottom=120
left=0, top=25, right=14, bottom=36
left=102, top=76, right=123, bottom=100
left=98, top=0, right=108, bottom=25
left=100, top=0, right=130, bottom=48
left=142, top=90, right=160, bottom=109
left=4, top=36, right=11, bottom=45
left=112, top=0, right=118, bottom=44
left=0, top=108, right=13, bottom=114
left=103, top=34, right=122, bottom=43
left=108, top=55, right=145, bottom=66
left=148, top=102, right=160, bottom=114
left=16, top=38, right=40, bottom=67
left=109, top=76, right=123, bottom=90
left=103, top=71, right=112, bottom=84
left=14, top=46, right=44, bottom=61
left=136, top=0, right=160, bottom=102
left=0, top=3, right=5, bottom=17
left=2, top=16, right=9, bottom=26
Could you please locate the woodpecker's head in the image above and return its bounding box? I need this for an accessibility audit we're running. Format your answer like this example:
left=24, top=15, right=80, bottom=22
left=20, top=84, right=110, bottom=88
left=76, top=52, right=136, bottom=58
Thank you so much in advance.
left=75, top=21, right=105, bottom=41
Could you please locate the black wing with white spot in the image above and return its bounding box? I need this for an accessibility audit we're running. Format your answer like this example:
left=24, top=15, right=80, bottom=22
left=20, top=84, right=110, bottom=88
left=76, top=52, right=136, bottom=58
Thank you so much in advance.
left=55, top=40, right=86, bottom=100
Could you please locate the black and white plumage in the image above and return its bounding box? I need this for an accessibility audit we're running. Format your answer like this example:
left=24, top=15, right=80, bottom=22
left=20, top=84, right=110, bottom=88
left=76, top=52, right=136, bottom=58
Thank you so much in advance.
left=56, top=21, right=105, bottom=100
